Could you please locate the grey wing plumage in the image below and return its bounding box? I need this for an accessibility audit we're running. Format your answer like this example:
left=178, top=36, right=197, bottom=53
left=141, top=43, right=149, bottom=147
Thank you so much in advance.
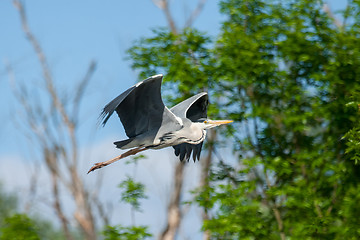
left=100, top=74, right=179, bottom=139
left=171, top=92, right=208, bottom=162
left=173, top=142, right=203, bottom=162
left=170, top=92, right=208, bottom=121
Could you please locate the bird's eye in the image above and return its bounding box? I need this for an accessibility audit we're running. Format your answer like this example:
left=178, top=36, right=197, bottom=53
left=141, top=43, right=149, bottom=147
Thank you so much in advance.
left=204, top=120, right=208, bottom=124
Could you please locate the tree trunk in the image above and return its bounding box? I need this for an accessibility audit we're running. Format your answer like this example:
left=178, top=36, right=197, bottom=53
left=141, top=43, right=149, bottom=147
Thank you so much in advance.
left=160, top=161, right=185, bottom=240
left=200, top=129, right=215, bottom=240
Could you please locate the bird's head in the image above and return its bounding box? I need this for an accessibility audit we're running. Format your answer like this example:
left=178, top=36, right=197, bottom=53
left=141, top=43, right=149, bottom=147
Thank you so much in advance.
left=196, top=118, right=233, bottom=129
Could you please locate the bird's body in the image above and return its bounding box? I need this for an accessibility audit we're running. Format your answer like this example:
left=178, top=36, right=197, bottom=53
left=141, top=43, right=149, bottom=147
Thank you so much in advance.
left=88, top=74, right=232, bottom=173
left=118, top=117, right=205, bottom=150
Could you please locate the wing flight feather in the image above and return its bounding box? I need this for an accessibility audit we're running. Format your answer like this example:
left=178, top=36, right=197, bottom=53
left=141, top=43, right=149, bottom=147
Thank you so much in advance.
left=171, top=93, right=208, bottom=161
left=100, top=74, right=180, bottom=138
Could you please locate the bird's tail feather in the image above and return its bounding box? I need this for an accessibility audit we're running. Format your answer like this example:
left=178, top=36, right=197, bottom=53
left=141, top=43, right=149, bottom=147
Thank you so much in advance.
left=114, top=138, right=134, bottom=149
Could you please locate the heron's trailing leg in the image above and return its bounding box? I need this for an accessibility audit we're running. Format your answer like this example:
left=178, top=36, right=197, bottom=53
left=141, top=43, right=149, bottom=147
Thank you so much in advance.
left=87, top=147, right=147, bottom=173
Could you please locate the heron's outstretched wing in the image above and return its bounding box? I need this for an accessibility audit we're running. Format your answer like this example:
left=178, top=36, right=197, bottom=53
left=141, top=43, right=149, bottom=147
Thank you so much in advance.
left=170, top=92, right=208, bottom=121
left=100, top=74, right=180, bottom=138
left=171, top=92, right=208, bottom=161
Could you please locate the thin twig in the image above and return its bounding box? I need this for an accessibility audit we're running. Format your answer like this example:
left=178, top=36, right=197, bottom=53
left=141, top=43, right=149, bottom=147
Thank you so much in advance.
left=263, top=171, right=286, bottom=240
left=160, top=161, right=185, bottom=240
left=185, top=0, right=208, bottom=28
left=151, top=0, right=177, bottom=33
left=200, top=128, right=215, bottom=240
left=13, top=0, right=74, bottom=133
left=322, top=3, right=342, bottom=28
left=72, top=60, right=97, bottom=125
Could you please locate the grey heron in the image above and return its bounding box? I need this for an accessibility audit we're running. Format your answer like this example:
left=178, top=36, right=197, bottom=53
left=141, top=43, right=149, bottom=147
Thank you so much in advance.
left=88, top=74, right=232, bottom=173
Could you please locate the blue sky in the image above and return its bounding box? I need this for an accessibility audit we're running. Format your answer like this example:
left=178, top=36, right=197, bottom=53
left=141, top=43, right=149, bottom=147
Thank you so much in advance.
left=0, top=0, right=223, bottom=154
left=0, top=0, right=347, bottom=237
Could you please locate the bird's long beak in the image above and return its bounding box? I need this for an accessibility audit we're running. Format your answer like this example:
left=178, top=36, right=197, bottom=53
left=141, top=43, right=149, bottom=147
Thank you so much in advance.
left=208, top=120, right=233, bottom=126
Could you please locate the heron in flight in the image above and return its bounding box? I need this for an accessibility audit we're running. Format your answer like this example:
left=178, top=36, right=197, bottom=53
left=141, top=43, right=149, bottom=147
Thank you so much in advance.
left=88, top=74, right=232, bottom=173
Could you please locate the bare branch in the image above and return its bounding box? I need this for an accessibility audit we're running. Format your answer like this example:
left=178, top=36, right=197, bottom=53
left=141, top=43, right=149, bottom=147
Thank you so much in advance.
left=326, top=182, right=338, bottom=215
left=151, top=0, right=165, bottom=9
left=322, top=3, right=342, bottom=28
left=263, top=171, right=285, bottom=240
left=24, top=163, right=39, bottom=213
left=199, top=128, right=215, bottom=240
left=49, top=155, right=74, bottom=240
left=151, top=0, right=178, bottom=34
left=72, top=60, right=97, bottom=125
left=13, top=0, right=73, bottom=131
left=91, top=194, right=111, bottom=226
left=13, top=2, right=101, bottom=239
left=185, top=0, right=208, bottom=28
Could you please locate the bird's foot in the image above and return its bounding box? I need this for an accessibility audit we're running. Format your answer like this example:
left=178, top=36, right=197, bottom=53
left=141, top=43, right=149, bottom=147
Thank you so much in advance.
left=87, top=162, right=109, bottom=174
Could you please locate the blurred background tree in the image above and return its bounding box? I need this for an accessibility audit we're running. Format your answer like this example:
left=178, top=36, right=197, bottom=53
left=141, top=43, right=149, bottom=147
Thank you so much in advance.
left=0, top=183, right=69, bottom=239
left=127, top=0, right=360, bottom=239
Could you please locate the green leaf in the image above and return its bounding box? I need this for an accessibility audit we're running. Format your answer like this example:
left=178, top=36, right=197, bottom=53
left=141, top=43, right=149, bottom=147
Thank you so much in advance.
left=118, top=177, right=148, bottom=212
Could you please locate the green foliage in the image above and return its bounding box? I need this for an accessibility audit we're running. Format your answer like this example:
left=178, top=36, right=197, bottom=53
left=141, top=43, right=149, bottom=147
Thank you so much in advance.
left=127, top=0, right=360, bottom=238
left=0, top=214, right=40, bottom=240
left=0, top=183, right=68, bottom=240
left=118, top=176, right=147, bottom=212
left=102, top=225, right=152, bottom=240
left=125, top=154, right=147, bottom=165
left=343, top=93, right=360, bottom=164
left=0, top=184, right=17, bottom=227
left=105, top=173, right=151, bottom=239
left=103, top=225, right=152, bottom=240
